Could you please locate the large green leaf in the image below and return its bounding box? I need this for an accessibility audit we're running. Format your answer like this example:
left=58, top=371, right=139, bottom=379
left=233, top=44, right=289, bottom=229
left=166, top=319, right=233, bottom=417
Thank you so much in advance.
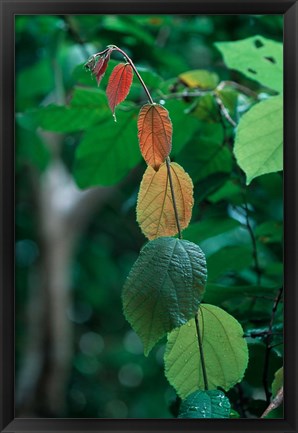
left=208, top=179, right=242, bottom=204
left=234, top=95, right=283, bottom=185
left=102, top=15, right=155, bottom=45
left=73, top=108, right=141, bottom=187
left=16, top=125, right=50, bottom=172
left=255, top=220, right=283, bottom=244
left=122, top=237, right=207, bottom=356
left=178, top=390, right=230, bottom=419
left=17, top=58, right=55, bottom=109
left=244, top=341, right=282, bottom=388
left=18, top=87, right=110, bottom=133
left=207, top=245, right=253, bottom=282
left=204, top=283, right=276, bottom=305
left=164, top=304, right=248, bottom=398
left=178, top=123, right=232, bottom=182
left=215, top=35, right=283, bottom=92
left=163, top=100, right=200, bottom=156
left=183, top=218, right=240, bottom=243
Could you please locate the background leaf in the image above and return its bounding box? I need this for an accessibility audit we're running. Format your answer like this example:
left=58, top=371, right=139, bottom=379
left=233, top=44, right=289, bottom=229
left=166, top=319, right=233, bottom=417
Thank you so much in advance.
left=17, top=87, right=110, bottom=133
left=73, top=108, right=141, bottom=187
left=234, top=95, right=283, bottom=184
left=122, top=237, right=207, bottom=356
left=204, top=283, right=277, bottom=306
left=179, top=69, right=219, bottom=89
left=164, top=100, right=200, bottom=156
left=206, top=245, right=253, bottom=282
left=164, top=304, right=249, bottom=398
left=178, top=123, right=232, bottom=183
left=137, top=162, right=193, bottom=240
left=271, top=366, right=283, bottom=397
left=178, top=390, right=231, bottom=419
left=215, top=35, right=283, bottom=92
left=183, top=218, right=240, bottom=243
left=137, top=103, right=172, bottom=170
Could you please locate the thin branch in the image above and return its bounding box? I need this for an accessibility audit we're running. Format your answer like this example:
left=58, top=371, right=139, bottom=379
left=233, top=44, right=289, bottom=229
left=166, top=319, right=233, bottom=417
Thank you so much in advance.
left=62, top=16, right=91, bottom=60
left=107, top=45, right=154, bottom=104
left=159, top=89, right=208, bottom=100
left=213, top=92, right=237, bottom=127
left=242, top=191, right=262, bottom=286
left=244, top=330, right=283, bottom=338
left=262, top=288, right=284, bottom=405
left=235, top=383, right=247, bottom=418
left=261, top=386, right=283, bottom=418
left=217, top=80, right=259, bottom=100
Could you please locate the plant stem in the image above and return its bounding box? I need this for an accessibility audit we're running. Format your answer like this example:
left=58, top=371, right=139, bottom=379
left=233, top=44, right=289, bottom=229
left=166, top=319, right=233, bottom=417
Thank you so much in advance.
left=109, top=45, right=154, bottom=104
left=166, top=157, right=182, bottom=239
left=195, top=311, right=209, bottom=391
left=217, top=80, right=260, bottom=100
left=105, top=45, right=182, bottom=240
left=262, top=287, right=283, bottom=405
left=242, top=196, right=262, bottom=286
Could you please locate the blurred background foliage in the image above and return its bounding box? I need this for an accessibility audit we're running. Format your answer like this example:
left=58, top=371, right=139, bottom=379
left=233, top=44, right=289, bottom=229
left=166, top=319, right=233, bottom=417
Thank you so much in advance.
left=15, top=14, right=283, bottom=418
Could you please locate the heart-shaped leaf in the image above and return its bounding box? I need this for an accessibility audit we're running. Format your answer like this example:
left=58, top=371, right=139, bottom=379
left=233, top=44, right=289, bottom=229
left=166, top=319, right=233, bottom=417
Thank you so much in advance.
left=234, top=95, right=283, bottom=185
left=73, top=109, right=141, bottom=187
left=137, top=162, right=193, bottom=240
left=138, top=103, right=172, bottom=170
left=164, top=304, right=249, bottom=398
left=122, top=237, right=207, bottom=356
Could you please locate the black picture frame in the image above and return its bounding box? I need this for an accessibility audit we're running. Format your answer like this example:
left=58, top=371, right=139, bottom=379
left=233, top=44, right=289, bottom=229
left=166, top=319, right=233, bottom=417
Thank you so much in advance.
left=1, top=0, right=297, bottom=432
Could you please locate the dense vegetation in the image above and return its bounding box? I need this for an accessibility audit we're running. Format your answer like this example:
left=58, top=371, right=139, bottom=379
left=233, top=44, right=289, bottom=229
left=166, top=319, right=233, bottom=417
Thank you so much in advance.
left=16, top=14, right=283, bottom=419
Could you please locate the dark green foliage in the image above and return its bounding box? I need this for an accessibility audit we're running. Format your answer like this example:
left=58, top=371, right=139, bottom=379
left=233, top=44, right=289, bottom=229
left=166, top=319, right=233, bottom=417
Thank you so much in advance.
left=178, top=390, right=231, bottom=419
left=122, top=238, right=207, bottom=355
left=15, top=14, right=283, bottom=419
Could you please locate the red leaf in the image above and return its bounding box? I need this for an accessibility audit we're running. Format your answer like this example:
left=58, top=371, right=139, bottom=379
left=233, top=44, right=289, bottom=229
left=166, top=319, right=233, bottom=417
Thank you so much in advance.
left=93, top=52, right=111, bottom=85
left=106, top=63, right=134, bottom=117
left=137, top=103, right=172, bottom=170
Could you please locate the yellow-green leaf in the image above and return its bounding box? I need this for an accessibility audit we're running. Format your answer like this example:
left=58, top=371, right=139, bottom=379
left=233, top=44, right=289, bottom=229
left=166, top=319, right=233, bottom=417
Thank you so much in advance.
left=164, top=304, right=249, bottom=398
left=179, top=69, right=219, bottom=89
left=234, top=95, right=283, bottom=185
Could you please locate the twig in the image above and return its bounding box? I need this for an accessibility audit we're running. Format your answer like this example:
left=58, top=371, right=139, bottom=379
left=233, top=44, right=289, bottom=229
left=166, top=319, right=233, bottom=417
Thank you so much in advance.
left=217, top=80, right=259, bottom=100
left=213, top=92, right=237, bottom=127
left=261, top=386, right=283, bottom=418
left=104, top=45, right=154, bottom=104
left=242, top=196, right=262, bottom=286
left=62, top=16, right=91, bottom=60
left=262, top=288, right=284, bottom=405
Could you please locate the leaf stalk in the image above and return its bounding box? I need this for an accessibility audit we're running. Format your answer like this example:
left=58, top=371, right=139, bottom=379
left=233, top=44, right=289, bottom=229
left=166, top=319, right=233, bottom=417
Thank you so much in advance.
left=195, top=311, right=209, bottom=391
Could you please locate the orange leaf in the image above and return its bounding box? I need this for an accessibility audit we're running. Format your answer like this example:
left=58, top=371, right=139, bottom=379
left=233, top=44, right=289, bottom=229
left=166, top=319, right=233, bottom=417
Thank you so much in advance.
left=106, top=63, right=133, bottom=117
left=137, top=162, right=193, bottom=240
left=138, top=104, right=172, bottom=171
